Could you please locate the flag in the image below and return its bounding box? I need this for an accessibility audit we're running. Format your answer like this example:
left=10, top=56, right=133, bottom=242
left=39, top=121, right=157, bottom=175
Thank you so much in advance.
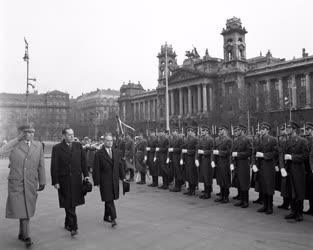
left=116, top=115, right=135, bottom=134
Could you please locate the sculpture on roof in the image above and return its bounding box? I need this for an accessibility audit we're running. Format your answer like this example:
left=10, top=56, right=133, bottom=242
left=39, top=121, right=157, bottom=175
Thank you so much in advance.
left=185, top=46, right=200, bottom=59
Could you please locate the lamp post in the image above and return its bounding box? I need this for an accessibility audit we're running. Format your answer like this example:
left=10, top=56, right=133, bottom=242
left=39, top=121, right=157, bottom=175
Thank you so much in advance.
left=23, top=38, right=36, bottom=123
left=164, top=43, right=170, bottom=131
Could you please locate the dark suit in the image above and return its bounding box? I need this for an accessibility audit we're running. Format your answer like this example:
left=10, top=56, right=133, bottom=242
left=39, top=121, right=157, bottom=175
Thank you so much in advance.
left=51, top=140, right=88, bottom=231
left=93, top=147, right=125, bottom=220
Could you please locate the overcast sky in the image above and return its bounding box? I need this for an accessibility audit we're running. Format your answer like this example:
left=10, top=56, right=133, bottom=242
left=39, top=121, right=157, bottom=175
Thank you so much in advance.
left=1, top=0, right=313, bottom=98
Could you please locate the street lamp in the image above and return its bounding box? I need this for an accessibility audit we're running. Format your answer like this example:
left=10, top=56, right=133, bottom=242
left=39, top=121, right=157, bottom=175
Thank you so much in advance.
left=164, top=42, right=170, bottom=131
left=23, top=38, right=37, bottom=123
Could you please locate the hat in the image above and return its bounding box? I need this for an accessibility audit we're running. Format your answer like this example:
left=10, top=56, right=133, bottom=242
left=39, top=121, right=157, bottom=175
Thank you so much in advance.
left=200, top=125, right=210, bottom=133
left=260, top=122, right=271, bottom=130
left=305, top=122, right=313, bottom=130
left=237, top=124, right=247, bottom=132
left=287, top=121, right=299, bottom=129
left=218, top=124, right=229, bottom=130
left=171, top=127, right=179, bottom=133
left=279, top=123, right=287, bottom=130
left=18, top=124, right=35, bottom=133
left=123, top=180, right=130, bottom=195
left=186, top=126, right=196, bottom=134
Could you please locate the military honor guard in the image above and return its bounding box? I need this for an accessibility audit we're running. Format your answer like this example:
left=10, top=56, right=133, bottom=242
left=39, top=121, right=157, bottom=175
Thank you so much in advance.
left=124, top=134, right=135, bottom=182
left=134, top=133, right=147, bottom=184
left=145, top=130, right=159, bottom=187
left=155, top=130, right=170, bottom=189
left=304, top=122, right=313, bottom=215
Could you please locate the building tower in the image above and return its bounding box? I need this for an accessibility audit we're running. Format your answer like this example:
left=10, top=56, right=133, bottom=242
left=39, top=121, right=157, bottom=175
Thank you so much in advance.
left=157, top=43, right=177, bottom=86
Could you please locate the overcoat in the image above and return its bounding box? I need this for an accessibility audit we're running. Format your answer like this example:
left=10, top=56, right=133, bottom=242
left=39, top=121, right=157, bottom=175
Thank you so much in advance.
left=92, top=147, right=125, bottom=201
left=284, top=135, right=308, bottom=200
left=124, top=139, right=135, bottom=171
left=146, top=136, right=158, bottom=177
left=156, top=136, right=169, bottom=177
left=305, top=135, right=313, bottom=200
left=0, top=138, right=46, bottom=219
left=134, top=139, right=147, bottom=173
left=50, top=140, right=88, bottom=209
left=168, top=135, right=184, bottom=181
left=231, top=135, right=252, bottom=191
left=182, top=136, right=198, bottom=185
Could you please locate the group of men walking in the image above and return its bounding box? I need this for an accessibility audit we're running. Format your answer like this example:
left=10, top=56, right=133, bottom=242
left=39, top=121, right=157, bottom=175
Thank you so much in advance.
left=119, top=121, right=313, bottom=223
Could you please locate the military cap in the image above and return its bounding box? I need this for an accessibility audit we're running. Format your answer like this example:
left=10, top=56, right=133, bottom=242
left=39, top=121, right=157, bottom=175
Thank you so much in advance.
left=279, top=123, right=287, bottom=130
left=260, top=122, right=271, bottom=130
left=305, top=122, right=313, bottom=130
left=171, top=127, right=179, bottom=133
left=200, top=125, right=210, bottom=133
left=287, top=121, right=299, bottom=129
left=186, top=126, right=196, bottom=134
left=18, top=123, right=35, bottom=133
left=218, top=124, right=229, bottom=130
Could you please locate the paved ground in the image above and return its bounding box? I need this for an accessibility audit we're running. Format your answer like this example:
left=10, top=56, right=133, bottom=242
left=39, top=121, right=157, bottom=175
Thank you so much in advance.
left=0, top=158, right=313, bottom=250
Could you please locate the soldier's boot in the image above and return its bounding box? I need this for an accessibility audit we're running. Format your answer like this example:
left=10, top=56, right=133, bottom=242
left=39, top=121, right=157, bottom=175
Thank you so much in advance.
left=215, top=188, right=224, bottom=202
left=285, top=199, right=297, bottom=219
left=162, top=176, right=169, bottom=189
left=266, top=195, right=273, bottom=214
left=303, top=199, right=313, bottom=215
left=137, top=172, right=146, bottom=184
left=241, top=191, right=249, bottom=208
left=200, top=185, right=211, bottom=199
left=278, top=197, right=290, bottom=210
left=253, top=193, right=263, bottom=204
left=148, top=176, right=158, bottom=187
left=187, top=184, right=196, bottom=196
left=295, top=200, right=304, bottom=222
left=128, top=170, right=134, bottom=182
left=170, top=180, right=182, bottom=192
left=234, top=191, right=244, bottom=207
left=221, top=188, right=230, bottom=203
left=233, top=188, right=241, bottom=200
left=257, top=195, right=268, bottom=213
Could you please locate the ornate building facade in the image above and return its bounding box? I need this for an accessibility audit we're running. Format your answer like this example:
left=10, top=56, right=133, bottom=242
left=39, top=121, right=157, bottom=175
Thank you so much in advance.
left=118, top=17, right=313, bottom=133
left=0, top=90, right=70, bottom=140
left=69, top=89, right=119, bottom=139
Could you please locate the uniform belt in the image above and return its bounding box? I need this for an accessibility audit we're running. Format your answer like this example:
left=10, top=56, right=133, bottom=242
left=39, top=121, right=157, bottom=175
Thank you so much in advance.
left=186, top=149, right=196, bottom=154
left=172, top=148, right=181, bottom=153
left=198, top=150, right=211, bottom=155
left=158, top=148, right=167, bottom=153
left=136, top=150, right=144, bottom=153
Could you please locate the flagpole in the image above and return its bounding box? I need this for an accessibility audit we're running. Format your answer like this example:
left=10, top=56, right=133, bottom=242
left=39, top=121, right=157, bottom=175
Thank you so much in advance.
left=165, top=43, right=170, bottom=131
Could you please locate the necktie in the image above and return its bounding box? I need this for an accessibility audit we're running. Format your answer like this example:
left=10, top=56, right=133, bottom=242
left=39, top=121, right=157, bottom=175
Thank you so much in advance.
left=108, top=148, right=112, bottom=158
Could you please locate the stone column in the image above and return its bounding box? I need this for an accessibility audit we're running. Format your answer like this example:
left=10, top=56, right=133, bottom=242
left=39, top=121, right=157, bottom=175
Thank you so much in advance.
left=133, top=102, right=136, bottom=121
left=306, top=73, right=311, bottom=107
left=170, top=90, right=174, bottom=115
left=197, top=85, right=202, bottom=113
left=188, top=86, right=192, bottom=114
left=209, top=86, right=213, bottom=111
left=266, top=79, right=271, bottom=109
left=142, top=101, right=145, bottom=120
left=255, top=83, right=259, bottom=111
left=291, top=75, right=297, bottom=108
left=202, top=84, right=207, bottom=112
left=278, top=78, right=283, bottom=109
left=179, top=88, right=183, bottom=115
left=147, top=100, right=151, bottom=121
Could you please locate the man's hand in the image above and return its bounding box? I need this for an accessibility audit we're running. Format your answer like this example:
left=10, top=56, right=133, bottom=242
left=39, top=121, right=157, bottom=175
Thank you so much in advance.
left=195, top=159, right=200, bottom=167
left=256, top=152, right=264, bottom=158
left=84, top=176, right=90, bottom=181
left=230, top=164, right=234, bottom=171
left=182, top=149, right=187, bottom=153
left=213, top=150, right=219, bottom=155
left=284, top=154, right=292, bottom=161
left=156, top=147, right=160, bottom=152
left=168, top=148, right=173, bottom=152
left=180, top=159, right=184, bottom=165
left=198, top=149, right=204, bottom=154
left=281, top=168, right=288, bottom=177
left=54, top=184, right=60, bottom=189
left=232, top=152, right=238, bottom=157
left=211, top=161, right=216, bottom=168
left=252, top=164, right=258, bottom=172
left=37, top=184, right=45, bottom=191
left=275, top=166, right=279, bottom=172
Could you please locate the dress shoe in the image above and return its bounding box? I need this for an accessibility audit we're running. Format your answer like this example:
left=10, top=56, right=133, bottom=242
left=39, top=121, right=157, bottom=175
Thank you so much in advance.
left=303, top=209, right=313, bottom=215
left=127, top=178, right=134, bottom=182
left=136, top=181, right=146, bottom=185
left=24, top=237, right=33, bottom=248
left=64, top=225, right=71, bottom=231
left=234, top=200, right=243, bottom=207
left=241, top=202, right=249, bottom=208
left=257, top=206, right=267, bottom=213
left=199, top=193, right=211, bottom=199
left=170, top=187, right=181, bottom=192
left=186, top=190, right=195, bottom=196
left=221, top=197, right=229, bottom=203
left=162, top=185, right=169, bottom=190
left=111, top=219, right=117, bottom=228
left=103, top=216, right=112, bottom=223
left=294, top=214, right=303, bottom=222
left=284, top=213, right=296, bottom=219
left=18, top=234, right=26, bottom=241
left=278, top=204, right=289, bottom=210
left=265, top=208, right=273, bottom=215
left=214, top=196, right=223, bottom=202
left=216, top=192, right=221, bottom=196
left=148, top=183, right=157, bottom=187
left=70, top=230, right=78, bottom=236
left=233, top=194, right=240, bottom=200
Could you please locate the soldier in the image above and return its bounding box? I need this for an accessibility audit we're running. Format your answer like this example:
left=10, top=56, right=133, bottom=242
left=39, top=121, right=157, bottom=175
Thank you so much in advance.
left=134, top=133, right=147, bottom=184
left=124, top=134, right=135, bottom=182
left=304, top=122, right=313, bottom=215
left=196, top=125, right=214, bottom=199
left=277, top=124, right=290, bottom=210
left=231, top=125, right=252, bottom=208
left=254, top=122, right=278, bottom=215
left=168, top=128, right=184, bottom=192
left=145, top=130, right=159, bottom=187
left=181, top=127, right=198, bottom=196
left=155, top=129, right=170, bottom=189
left=213, top=125, right=232, bottom=203
left=282, top=121, right=308, bottom=222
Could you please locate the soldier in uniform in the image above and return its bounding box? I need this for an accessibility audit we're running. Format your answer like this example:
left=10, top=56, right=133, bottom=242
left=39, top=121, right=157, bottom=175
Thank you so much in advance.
left=168, top=128, right=185, bottom=192
left=181, top=127, right=198, bottom=196
left=282, top=121, right=308, bottom=222
left=213, top=125, right=232, bottom=203
left=254, top=122, right=278, bottom=215
left=155, top=130, right=170, bottom=189
left=145, top=130, right=159, bottom=187
left=304, top=122, right=313, bottom=215
left=134, top=133, right=147, bottom=184
left=231, top=125, right=252, bottom=208
left=196, top=125, right=214, bottom=199
left=124, top=134, right=135, bottom=182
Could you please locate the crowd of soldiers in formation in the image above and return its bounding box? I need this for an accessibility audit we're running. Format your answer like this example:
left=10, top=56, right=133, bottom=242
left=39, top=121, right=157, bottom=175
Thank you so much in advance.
left=82, top=121, right=313, bottom=223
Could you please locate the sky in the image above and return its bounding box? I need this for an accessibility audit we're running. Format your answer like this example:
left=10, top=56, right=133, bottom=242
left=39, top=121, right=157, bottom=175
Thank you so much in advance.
left=1, top=0, right=313, bottom=98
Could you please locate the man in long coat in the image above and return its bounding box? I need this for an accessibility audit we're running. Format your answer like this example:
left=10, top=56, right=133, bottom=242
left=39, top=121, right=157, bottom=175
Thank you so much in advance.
left=124, top=134, right=135, bottom=182
left=134, top=134, right=147, bottom=184
left=0, top=124, right=46, bottom=248
left=50, top=128, right=89, bottom=236
left=156, top=130, right=170, bottom=189
left=145, top=130, right=158, bottom=187
left=283, top=121, right=308, bottom=222
left=93, top=133, right=126, bottom=227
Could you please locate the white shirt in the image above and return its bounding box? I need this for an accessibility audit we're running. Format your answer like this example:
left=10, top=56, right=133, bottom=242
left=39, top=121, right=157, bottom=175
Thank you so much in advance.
left=106, top=147, right=112, bottom=158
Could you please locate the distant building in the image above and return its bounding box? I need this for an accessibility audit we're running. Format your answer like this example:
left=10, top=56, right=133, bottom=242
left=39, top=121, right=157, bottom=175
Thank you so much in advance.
left=0, top=90, right=70, bottom=140
left=69, top=89, right=119, bottom=139
left=118, top=17, right=313, bottom=133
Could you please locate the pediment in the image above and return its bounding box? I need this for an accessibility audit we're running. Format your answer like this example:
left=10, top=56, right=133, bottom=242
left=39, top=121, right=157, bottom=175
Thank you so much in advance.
left=169, top=68, right=203, bottom=84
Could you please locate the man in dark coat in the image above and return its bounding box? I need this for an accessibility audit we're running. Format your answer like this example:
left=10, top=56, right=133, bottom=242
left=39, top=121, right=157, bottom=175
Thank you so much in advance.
left=231, top=124, right=252, bottom=208
left=145, top=130, right=158, bottom=187
left=213, top=125, right=232, bottom=203
left=283, top=121, right=308, bottom=222
left=196, top=125, right=214, bottom=199
left=134, top=134, right=147, bottom=184
left=51, top=128, right=89, bottom=236
left=156, top=130, right=170, bottom=189
left=124, top=134, right=135, bottom=182
left=254, top=122, right=278, bottom=215
left=93, top=133, right=126, bottom=227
